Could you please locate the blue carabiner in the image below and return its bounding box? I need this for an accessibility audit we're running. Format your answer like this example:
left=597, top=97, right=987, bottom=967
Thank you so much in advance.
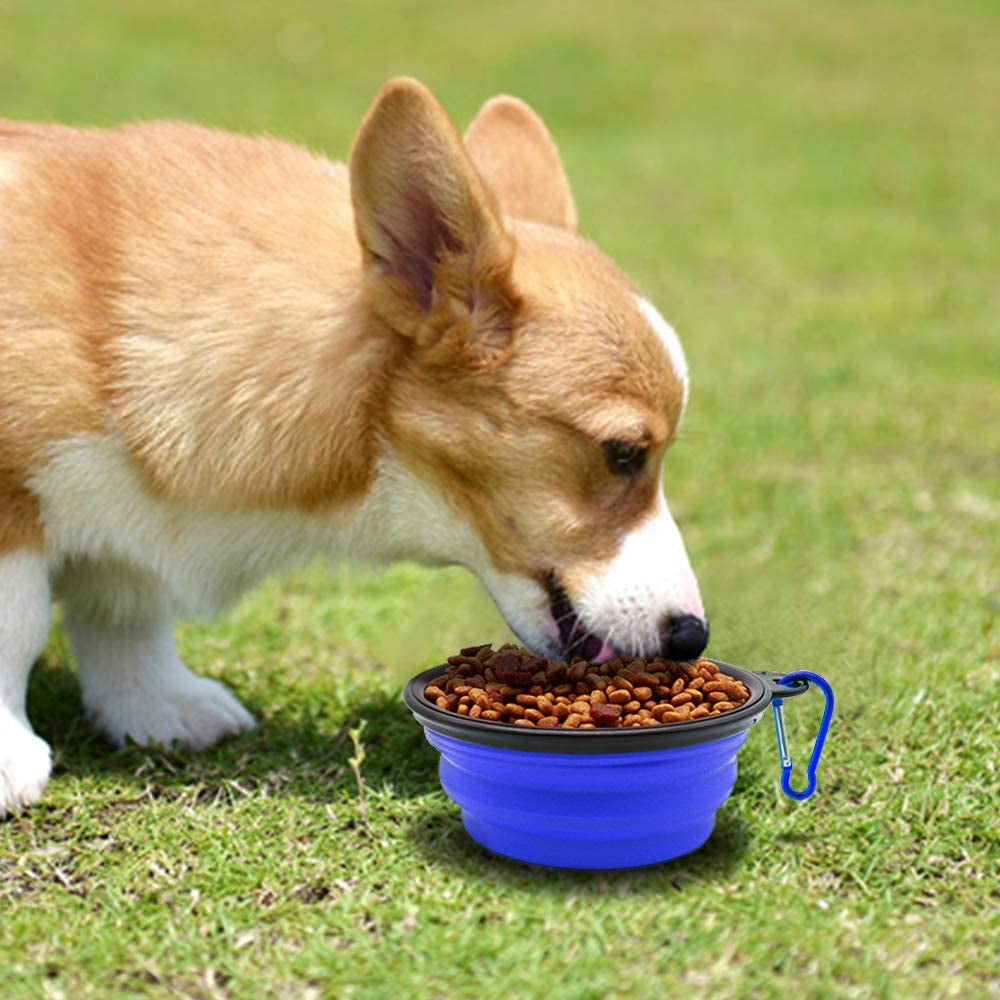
left=771, top=671, right=834, bottom=801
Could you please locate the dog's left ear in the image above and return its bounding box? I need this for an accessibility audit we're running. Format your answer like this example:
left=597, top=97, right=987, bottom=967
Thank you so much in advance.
left=350, top=78, right=519, bottom=368
left=465, top=96, right=578, bottom=231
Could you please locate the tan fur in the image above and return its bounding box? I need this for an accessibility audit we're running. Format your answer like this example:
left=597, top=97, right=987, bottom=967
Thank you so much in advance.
left=0, top=79, right=683, bottom=583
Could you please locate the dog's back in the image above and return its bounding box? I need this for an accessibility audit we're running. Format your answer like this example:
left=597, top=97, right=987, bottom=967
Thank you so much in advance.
left=0, top=120, right=376, bottom=554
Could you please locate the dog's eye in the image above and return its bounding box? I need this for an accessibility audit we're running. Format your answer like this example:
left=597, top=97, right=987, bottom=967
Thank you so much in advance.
left=603, top=440, right=647, bottom=476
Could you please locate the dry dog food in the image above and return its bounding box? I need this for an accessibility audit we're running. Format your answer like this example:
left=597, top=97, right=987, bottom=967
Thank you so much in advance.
left=423, top=644, right=751, bottom=729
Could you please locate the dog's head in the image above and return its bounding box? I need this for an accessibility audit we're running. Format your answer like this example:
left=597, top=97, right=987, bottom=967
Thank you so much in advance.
left=350, top=78, right=706, bottom=662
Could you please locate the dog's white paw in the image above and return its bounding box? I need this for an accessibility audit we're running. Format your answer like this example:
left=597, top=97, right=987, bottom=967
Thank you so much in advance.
left=0, top=719, right=52, bottom=817
left=88, top=672, right=257, bottom=751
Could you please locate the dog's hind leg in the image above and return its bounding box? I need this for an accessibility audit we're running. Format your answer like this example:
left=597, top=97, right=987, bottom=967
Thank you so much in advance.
left=0, top=549, right=53, bottom=816
left=57, top=560, right=256, bottom=751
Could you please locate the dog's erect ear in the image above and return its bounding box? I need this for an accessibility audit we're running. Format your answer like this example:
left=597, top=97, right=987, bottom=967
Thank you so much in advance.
left=350, top=78, right=518, bottom=367
left=464, top=96, right=578, bottom=231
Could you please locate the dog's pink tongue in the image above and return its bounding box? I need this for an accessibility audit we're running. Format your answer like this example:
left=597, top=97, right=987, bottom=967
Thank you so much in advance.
left=578, top=634, right=617, bottom=664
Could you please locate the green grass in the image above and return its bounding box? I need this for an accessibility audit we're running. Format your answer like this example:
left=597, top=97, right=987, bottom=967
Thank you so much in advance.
left=2, top=0, right=998, bottom=996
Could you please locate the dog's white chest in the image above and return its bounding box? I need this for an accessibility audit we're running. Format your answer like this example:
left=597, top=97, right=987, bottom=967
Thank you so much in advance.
left=30, top=433, right=356, bottom=614
left=29, top=432, right=489, bottom=617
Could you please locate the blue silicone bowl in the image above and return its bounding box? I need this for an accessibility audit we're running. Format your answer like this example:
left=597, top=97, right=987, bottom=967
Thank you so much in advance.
left=404, top=661, right=821, bottom=870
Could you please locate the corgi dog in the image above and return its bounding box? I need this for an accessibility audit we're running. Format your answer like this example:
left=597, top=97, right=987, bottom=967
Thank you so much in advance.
left=0, top=78, right=707, bottom=815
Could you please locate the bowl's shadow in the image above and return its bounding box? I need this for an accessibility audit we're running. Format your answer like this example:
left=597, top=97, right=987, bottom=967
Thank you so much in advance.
left=405, top=794, right=752, bottom=892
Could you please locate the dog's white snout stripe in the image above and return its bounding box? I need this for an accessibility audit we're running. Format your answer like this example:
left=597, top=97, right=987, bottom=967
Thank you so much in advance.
left=635, top=295, right=688, bottom=410
left=574, top=489, right=704, bottom=655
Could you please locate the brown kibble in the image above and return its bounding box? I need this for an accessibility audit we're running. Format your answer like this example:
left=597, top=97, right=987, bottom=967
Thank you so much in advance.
left=460, top=644, right=490, bottom=658
left=591, top=702, right=622, bottom=727
left=426, top=647, right=750, bottom=729
left=490, top=651, right=533, bottom=686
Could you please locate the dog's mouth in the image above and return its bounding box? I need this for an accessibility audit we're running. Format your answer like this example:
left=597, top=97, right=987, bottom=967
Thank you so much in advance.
left=544, top=572, right=617, bottom=664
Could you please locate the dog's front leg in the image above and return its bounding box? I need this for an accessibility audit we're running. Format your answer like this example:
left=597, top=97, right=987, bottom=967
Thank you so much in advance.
left=0, top=549, right=53, bottom=816
left=60, top=567, right=257, bottom=751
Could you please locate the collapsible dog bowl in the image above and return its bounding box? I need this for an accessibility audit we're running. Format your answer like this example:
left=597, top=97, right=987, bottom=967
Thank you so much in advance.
left=404, top=661, right=833, bottom=870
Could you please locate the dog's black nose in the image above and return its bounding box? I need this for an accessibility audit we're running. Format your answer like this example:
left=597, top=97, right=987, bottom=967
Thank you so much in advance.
left=660, top=614, right=710, bottom=660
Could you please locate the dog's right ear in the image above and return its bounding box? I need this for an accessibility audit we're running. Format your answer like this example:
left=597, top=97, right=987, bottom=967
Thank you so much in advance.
left=350, top=78, right=517, bottom=364
left=464, top=96, right=578, bottom=231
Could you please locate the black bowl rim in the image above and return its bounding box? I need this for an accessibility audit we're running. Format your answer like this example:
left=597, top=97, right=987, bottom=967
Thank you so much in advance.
left=403, top=659, right=806, bottom=754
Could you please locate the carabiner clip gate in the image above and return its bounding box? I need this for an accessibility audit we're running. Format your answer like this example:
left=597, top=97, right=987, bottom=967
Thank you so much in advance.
left=771, top=671, right=834, bottom=801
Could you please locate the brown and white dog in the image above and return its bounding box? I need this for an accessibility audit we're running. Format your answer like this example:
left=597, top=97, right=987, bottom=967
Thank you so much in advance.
left=0, top=78, right=707, bottom=815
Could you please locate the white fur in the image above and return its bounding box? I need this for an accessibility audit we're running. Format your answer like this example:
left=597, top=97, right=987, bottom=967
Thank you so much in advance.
left=635, top=295, right=689, bottom=410
left=0, top=550, right=53, bottom=816
left=67, top=616, right=256, bottom=749
left=573, top=488, right=703, bottom=656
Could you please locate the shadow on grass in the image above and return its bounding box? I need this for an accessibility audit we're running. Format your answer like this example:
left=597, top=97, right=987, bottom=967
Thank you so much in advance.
left=406, top=800, right=751, bottom=891
left=26, top=660, right=441, bottom=806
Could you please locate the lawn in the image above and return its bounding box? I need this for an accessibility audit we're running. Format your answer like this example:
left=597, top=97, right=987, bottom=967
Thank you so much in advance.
left=1, top=0, right=997, bottom=997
